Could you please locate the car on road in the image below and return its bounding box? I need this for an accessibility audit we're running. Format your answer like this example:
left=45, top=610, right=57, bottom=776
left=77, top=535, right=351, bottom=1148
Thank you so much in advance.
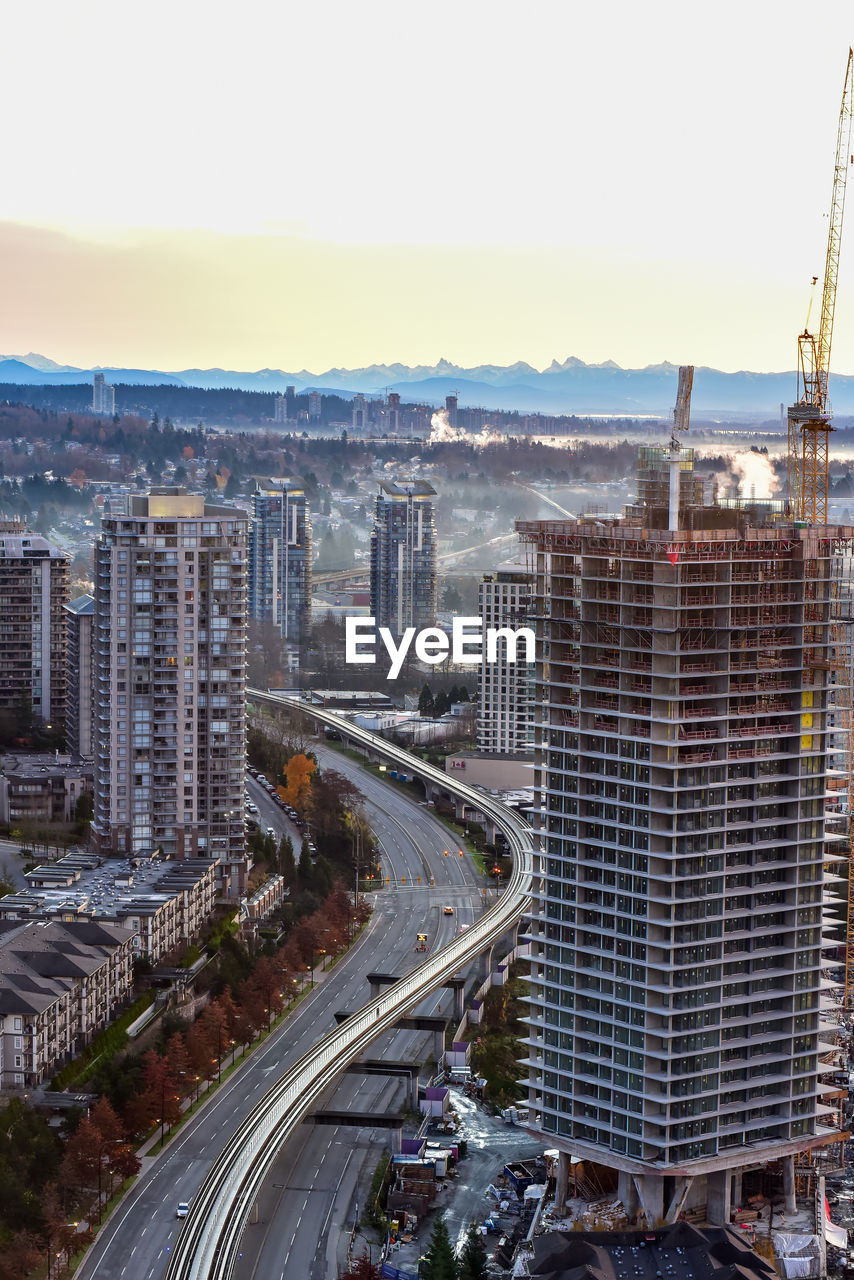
left=443, top=906, right=454, bottom=915
left=266, top=827, right=276, bottom=838
left=176, top=1202, right=189, bottom=1218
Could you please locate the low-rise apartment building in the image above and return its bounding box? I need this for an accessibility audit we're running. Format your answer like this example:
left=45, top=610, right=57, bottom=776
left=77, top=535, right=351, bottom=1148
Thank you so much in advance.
left=0, top=853, right=218, bottom=965
left=0, top=918, right=134, bottom=1089
left=0, top=753, right=92, bottom=826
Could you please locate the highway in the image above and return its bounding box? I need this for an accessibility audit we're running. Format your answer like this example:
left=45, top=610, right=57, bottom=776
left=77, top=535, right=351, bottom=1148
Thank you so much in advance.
left=75, top=740, right=486, bottom=1280
left=232, top=744, right=484, bottom=1280
left=164, top=695, right=533, bottom=1280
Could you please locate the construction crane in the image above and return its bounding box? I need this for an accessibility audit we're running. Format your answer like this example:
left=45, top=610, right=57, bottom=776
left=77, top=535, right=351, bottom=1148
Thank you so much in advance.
left=668, top=365, right=693, bottom=532
left=787, top=47, right=854, bottom=523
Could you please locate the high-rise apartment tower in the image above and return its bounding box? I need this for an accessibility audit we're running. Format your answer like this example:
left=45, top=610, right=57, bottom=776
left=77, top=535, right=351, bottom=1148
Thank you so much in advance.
left=370, top=480, right=437, bottom=637
left=92, top=371, right=115, bottom=416
left=248, top=479, right=312, bottom=646
left=0, top=525, right=69, bottom=736
left=65, top=594, right=95, bottom=758
left=477, top=563, right=534, bottom=754
left=517, top=449, right=850, bottom=1224
left=92, top=489, right=248, bottom=861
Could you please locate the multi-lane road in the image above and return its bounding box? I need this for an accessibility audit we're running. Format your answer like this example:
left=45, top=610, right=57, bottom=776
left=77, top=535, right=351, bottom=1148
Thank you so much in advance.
left=77, top=753, right=485, bottom=1280
left=231, top=744, right=485, bottom=1280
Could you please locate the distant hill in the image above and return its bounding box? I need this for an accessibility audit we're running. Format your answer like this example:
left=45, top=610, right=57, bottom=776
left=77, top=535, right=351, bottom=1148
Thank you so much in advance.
left=0, top=359, right=186, bottom=388
left=0, top=352, right=824, bottom=416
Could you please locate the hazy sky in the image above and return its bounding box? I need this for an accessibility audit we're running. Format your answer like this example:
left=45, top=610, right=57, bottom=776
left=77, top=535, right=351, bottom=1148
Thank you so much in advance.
left=4, top=0, right=854, bottom=373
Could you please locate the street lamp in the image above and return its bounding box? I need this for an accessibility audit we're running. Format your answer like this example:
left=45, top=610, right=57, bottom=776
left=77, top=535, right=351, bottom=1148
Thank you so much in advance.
left=307, top=964, right=314, bottom=990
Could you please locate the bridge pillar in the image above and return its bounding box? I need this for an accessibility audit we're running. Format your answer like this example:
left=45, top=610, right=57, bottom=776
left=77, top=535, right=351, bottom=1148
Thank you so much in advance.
left=434, top=1029, right=445, bottom=1061
left=369, top=978, right=382, bottom=1000
left=454, top=983, right=465, bottom=1022
left=475, top=942, right=494, bottom=984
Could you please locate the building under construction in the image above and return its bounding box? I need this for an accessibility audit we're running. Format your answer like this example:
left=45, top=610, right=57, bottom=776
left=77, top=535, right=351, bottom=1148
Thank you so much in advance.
left=517, top=448, right=852, bottom=1225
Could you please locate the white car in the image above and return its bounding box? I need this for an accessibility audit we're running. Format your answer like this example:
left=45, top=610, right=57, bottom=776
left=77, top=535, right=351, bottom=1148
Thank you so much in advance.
left=176, top=1202, right=189, bottom=1218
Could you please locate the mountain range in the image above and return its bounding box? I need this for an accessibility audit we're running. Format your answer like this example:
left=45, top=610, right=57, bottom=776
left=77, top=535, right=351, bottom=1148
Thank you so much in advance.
left=0, top=352, right=831, bottom=418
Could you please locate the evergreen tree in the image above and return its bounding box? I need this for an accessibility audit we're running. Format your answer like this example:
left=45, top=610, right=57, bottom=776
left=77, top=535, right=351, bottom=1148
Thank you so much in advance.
left=421, top=1214, right=458, bottom=1280
left=418, top=683, right=434, bottom=717
left=458, top=1223, right=488, bottom=1280
left=298, top=837, right=312, bottom=885
left=279, top=834, right=295, bottom=882
left=433, top=689, right=450, bottom=717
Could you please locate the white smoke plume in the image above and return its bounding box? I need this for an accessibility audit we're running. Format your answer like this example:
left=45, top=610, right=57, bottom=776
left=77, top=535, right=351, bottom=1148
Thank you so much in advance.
left=429, top=409, right=458, bottom=443
left=429, top=408, right=504, bottom=448
left=729, top=450, right=781, bottom=499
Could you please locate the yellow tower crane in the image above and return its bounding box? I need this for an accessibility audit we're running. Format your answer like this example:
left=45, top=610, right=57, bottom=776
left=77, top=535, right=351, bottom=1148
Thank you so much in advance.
left=787, top=47, right=854, bottom=523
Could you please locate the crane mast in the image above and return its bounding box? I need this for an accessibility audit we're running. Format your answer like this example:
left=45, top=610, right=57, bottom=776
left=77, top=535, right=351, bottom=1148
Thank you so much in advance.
left=787, top=47, right=854, bottom=523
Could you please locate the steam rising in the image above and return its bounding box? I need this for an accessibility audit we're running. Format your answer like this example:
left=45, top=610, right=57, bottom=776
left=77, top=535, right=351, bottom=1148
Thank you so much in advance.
left=729, top=450, right=780, bottom=499
left=429, top=408, right=502, bottom=447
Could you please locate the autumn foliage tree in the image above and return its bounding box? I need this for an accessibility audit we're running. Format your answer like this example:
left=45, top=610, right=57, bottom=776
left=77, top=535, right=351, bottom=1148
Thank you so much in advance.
left=282, top=752, right=316, bottom=810
left=339, top=1252, right=384, bottom=1280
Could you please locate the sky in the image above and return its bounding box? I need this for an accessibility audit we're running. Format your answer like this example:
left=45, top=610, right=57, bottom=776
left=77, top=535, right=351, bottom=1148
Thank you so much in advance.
left=3, top=0, right=854, bottom=374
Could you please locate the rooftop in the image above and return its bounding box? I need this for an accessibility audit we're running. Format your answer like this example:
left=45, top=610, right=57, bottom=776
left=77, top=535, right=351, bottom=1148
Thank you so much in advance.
left=1, top=852, right=218, bottom=926
left=528, top=1223, right=779, bottom=1280
left=377, top=479, right=437, bottom=498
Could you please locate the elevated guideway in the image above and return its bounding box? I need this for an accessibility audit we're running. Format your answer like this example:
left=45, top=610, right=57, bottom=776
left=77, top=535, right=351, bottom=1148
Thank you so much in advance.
left=165, top=691, right=535, bottom=1280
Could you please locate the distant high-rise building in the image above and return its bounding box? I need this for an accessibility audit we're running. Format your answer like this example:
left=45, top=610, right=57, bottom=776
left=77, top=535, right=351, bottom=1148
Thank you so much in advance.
left=308, top=390, right=322, bottom=421
left=387, top=392, right=401, bottom=433
left=65, top=594, right=95, bottom=758
left=274, top=396, right=288, bottom=423
left=516, top=448, right=849, bottom=1224
left=0, top=525, right=69, bottom=736
left=445, top=394, right=458, bottom=428
left=352, top=394, right=368, bottom=432
left=370, top=480, right=437, bottom=637
left=92, top=371, right=116, bottom=416
left=477, top=563, right=534, bottom=754
left=248, top=479, right=312, bottom=647
left=92, top=489, right=248, bottom=861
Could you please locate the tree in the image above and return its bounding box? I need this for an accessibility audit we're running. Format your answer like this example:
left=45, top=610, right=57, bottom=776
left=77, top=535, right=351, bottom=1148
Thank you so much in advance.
left=433, top=689, right=450, bottom=717
left=74, top=790, right=94, bottom=838
left=134, top=1050, right=181, bottom=1139
left=458, top=1223, right=488, bottom=1280
left=41, top=1182, right=77, bottom=1275
left=185, top=1018, right=217, bottom=1084
left=418, top=683, right=435, bottom=717
left=279, top=834, right=295, bottom=882
left=282, top=753, right=316, bottom=810
left=60, top=1114, right=102, bottom=1200
left=242, top=956, right=284, bottom=1028
left=164, top=1032, right=191, bottom=1097
left=421, top=1214, right=458, bottom=1280
left=339, top=1251, right=383, bottom=1279
left=298, top=837, right=312, bottom=886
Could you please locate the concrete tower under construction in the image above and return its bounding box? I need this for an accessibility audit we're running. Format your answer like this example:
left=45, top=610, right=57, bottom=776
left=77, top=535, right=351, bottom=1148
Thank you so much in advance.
left=517, top=448, right=851, bottom=1224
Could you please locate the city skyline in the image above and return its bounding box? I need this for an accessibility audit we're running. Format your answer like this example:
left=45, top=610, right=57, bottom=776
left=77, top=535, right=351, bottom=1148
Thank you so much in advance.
left=3, top=3, right=854, bottom=374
